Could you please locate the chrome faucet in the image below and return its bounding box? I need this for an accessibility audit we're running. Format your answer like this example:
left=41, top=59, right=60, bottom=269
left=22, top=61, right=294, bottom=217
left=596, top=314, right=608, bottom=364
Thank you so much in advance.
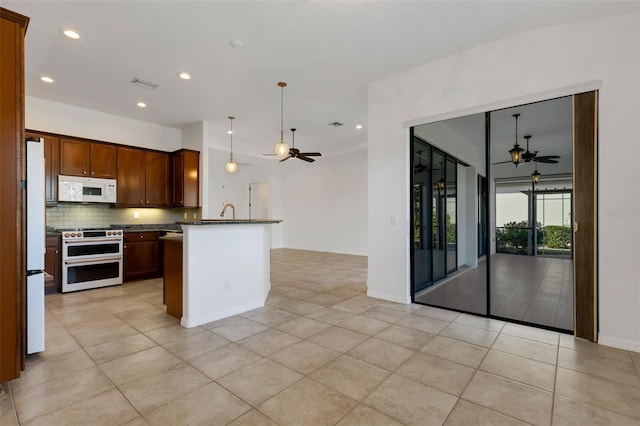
left=220, top=203, right=236, bottom=220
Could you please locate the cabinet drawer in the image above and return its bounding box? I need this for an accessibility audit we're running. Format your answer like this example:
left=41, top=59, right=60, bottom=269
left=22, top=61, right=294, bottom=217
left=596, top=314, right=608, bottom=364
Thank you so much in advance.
left=124, top=231, right=160, bottom=243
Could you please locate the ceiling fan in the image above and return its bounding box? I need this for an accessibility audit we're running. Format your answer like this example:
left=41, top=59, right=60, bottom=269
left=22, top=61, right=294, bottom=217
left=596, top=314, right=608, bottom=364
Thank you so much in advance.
left=279, top=128, right=322, bottom=163
left=493, top=114, right=561, bottom=166
left=414, top=151, right=427, bottom=173
left=520, top=135, right=560, bottom=164
left=493, top=135, right=561, bottom=165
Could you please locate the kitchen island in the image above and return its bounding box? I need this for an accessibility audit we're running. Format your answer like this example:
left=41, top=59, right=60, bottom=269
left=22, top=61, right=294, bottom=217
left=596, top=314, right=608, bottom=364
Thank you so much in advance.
left=168, top=219, right=281, bottom=328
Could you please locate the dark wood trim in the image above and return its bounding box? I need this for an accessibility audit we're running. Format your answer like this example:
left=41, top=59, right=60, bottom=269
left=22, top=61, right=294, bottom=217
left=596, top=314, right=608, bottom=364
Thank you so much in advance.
left=573, top=91, right=598, bottom=341
left=0, top=7, right=29, bottom=31
left=0, top=7, right=27, bottom=381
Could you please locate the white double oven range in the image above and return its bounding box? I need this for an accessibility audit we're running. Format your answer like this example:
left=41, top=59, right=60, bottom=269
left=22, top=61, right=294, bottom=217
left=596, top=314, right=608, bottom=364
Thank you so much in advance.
left=58, top=228, right=123, bottom=293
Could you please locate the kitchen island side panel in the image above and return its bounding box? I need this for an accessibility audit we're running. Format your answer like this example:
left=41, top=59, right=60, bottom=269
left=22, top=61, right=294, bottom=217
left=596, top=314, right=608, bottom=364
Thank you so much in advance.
left=181, top=224, right=271, bottom=327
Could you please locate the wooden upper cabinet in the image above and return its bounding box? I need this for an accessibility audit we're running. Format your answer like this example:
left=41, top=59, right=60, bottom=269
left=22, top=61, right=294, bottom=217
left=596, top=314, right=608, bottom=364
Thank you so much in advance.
left=116, top=147, right=169, bottom=207
left=117, top=146, right=145, bottom=206
left=26, top=131, right=58, bottom=205
left=145, top=151, right=170, bottom=207
left=59, top=138, right=116, bottom=178
left=59, top=138, right=89, bottom=176
left=89, top=143, right=117, bottom=178
left=172, top=149, right=200, bottom=208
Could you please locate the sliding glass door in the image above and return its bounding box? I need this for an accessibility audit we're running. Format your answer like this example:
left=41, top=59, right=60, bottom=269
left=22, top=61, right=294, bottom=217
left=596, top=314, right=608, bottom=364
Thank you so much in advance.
left=411, top=134, right=462, bottom=297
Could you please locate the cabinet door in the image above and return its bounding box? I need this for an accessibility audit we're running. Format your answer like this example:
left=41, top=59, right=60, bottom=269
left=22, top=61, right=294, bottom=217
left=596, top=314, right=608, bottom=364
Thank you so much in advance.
left=44, top=235, right=61, bottom=294
left=27, top=132, right=59, bottom=205
left=60, top=138, right=90, bottom=176
left=172, top=152, right=184, bottom=207
left=116, top=147, right=145, bottom=206
left=145, top=151, right=170, bottom=207
left=90, top=143, right=117, bottom=179
left=124, top=241, right=160, bottom=281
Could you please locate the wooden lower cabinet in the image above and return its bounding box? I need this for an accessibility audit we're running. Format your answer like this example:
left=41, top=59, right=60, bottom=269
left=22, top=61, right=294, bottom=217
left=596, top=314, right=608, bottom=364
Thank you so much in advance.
left=163, top=238, right=183, bottom=319
left=123, top=232, right=163, bottom=282
left=44, top=235, right=61, bottom=294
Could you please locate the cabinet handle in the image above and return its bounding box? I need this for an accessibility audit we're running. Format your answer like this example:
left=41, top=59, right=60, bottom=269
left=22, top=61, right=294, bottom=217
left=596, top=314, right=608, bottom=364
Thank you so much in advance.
left=140, top=235, right=144, bottom=239
left=91, top=171, right=95, bottom=175
left=55, top=250, right=59, bottom=254
left=83, top=171, right=87, bottom=175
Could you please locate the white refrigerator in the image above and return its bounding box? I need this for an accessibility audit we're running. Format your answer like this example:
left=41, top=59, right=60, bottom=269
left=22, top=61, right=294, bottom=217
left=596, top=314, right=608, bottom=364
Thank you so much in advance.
left=26, top=137, right=45, bottom=354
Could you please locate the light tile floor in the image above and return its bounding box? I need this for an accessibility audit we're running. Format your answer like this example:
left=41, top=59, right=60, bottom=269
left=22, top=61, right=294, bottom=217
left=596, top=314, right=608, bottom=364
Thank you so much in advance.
left=2, top=248, right=639, bottom=425
left=416, top=254, right=574, bottom=330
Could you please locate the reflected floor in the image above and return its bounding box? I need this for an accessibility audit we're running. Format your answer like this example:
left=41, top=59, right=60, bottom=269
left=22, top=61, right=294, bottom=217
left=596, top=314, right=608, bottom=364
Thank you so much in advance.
left=415, top=254, right=573, bottom=331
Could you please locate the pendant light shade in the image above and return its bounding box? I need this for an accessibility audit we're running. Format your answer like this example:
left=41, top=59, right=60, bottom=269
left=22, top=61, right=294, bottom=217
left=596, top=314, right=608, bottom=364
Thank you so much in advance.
left=509, top=113, right=524, bottom=167
left=225, top=116, right=238, bottom=174
left=274, top=82, right=290, bottom=157
left=531, top=168, right=541, bottom=185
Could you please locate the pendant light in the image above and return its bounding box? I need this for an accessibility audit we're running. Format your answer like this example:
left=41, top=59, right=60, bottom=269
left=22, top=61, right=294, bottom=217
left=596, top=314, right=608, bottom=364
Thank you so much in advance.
left=225, top=116, right=238, bottom=174
left=508, top=113, right=524, bottom=167
left=274, top=82, right=290, bottom=157
left=531, top=168, right=541, bottom=185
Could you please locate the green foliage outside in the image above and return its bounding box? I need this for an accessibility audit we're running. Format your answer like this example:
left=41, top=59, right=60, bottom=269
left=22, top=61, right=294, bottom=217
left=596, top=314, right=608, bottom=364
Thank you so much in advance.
left=497, top=221, right=571, bottom=254
left=540, top=225, right=572, bottom=250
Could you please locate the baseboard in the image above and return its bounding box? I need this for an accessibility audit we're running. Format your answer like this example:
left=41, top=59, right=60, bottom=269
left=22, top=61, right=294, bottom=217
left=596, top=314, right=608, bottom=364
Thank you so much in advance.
left=598, top=333, right=640, bottom=352
left=367, top=289, right=411, bottom=304
left=181, top=300, right=265, bottom=328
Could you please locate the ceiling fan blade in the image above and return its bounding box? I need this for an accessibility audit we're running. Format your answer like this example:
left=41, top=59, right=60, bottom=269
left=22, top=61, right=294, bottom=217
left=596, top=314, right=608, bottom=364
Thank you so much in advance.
left=535, top=155, right=561, bottom=159
left=300, top=152, right=321, bottom=156
left=534, top=158, right=559, bottom=163
left=296, top=155, right=315, bottom=163
left=491, top=160, right=513, bottom=165
left=279, top=155, right=292, bottom=163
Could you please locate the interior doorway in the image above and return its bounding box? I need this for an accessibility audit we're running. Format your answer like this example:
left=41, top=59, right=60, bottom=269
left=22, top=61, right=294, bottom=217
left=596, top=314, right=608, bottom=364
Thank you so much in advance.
left=410, top=92, right=597, bottom=338
left=249, top=181, right=269, bottom=220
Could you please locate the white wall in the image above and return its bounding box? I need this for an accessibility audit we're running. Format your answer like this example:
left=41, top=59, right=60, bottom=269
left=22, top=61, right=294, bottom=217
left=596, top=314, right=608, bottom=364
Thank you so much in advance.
left=280, top=152, right=368, bottom=256
left=368, top=12, right=640, bottom=351
left=26, top=96, right=181, bottom=151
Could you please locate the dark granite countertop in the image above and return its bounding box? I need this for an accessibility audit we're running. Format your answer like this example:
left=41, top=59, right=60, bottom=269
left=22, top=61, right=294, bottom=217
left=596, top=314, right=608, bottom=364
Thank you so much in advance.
left=111, top=223, right=183, bottom=233
left=177, top=219, right=282, bottom=225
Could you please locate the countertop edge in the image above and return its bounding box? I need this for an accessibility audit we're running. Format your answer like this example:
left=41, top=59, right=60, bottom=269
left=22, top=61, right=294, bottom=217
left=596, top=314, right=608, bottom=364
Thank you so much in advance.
left=177, top=219, right=282, bottom=225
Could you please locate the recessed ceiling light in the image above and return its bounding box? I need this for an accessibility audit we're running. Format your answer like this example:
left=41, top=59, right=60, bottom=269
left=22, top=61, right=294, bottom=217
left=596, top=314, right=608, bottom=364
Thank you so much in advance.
left=178, top=72, right=191, bottom=80
left=229, top=39, right=244, bottom=48
left=356, top=124, right=363, bottom=129
left=61, top=29, right=80, bottom=39
left=227, top=130, right=233, bottom=135
left=136, top=102, right=147, bottom=108
left=40, top=76, right=54, bottom=83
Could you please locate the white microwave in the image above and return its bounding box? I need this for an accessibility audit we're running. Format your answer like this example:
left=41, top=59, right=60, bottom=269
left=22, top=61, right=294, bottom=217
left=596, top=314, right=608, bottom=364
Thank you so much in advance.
left=58, top=175, right=117, bottom=203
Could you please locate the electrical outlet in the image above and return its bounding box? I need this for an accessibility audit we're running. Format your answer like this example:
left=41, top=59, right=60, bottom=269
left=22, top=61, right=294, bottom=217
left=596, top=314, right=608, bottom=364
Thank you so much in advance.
left=133, top=211, right=140, bottom=219
left=184, top=212, right=187, bottom=219
left=193, top=211, right=197, bottom=219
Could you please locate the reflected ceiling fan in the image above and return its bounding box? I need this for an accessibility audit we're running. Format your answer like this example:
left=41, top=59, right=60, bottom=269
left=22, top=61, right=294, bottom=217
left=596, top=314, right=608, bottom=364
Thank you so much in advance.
left=279, top=128, right=322, bottom=163
left=493, top=114, right=561, bottom=166
left=414, top=151, right=427, bottom=173
left=520, top=135, right=560, bottom=164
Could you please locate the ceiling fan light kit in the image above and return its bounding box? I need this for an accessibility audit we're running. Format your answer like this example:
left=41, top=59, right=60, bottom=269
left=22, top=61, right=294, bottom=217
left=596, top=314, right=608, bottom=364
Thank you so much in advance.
left=509, top=113, right=524, bottom=166
left=274, top=82, right=290, bottom=158
left=272, top=81, right=322, bottom=163
left=225, top=115, right=238, bottom=174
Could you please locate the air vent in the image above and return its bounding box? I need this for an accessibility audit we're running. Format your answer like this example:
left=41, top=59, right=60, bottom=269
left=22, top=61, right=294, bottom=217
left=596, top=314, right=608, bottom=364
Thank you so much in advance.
left=328, top=121, right=344, bottom=127
left=131, top=78, right=159, bottom=90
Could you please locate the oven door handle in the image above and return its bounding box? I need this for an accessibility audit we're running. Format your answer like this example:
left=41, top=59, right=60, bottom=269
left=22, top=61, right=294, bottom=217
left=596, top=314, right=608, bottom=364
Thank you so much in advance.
left=64, top=256, right=122, bottom=265
left=64, top=238, right=122, bottom=244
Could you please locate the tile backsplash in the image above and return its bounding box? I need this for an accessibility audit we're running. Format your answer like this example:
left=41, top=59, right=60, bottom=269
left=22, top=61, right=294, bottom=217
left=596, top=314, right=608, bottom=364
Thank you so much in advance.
left=46, top=204, right=200, bottom=229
